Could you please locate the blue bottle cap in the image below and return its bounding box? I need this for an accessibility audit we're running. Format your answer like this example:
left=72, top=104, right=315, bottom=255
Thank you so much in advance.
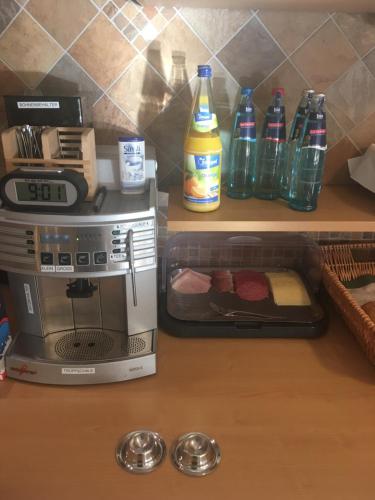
left=241, top=87, right=253, bottom=96
left=118, top=136, right=144, bottom=142
left=197, top=65, right=212, bottom=77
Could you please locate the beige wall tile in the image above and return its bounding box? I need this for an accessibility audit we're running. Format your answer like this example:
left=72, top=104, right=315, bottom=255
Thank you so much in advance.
left=103, top=2, right=119, bottom=19
left=334, top=13, right=375, bottom=57
left=26, top=0, right=97, bottom=48
left=217, top=16, right=285, bottom=89
left=154, top=147, right=179, bottom=182
left=363, top=48, right=375, bottom=77
left=109, top=56, right=174, bottom=130
left=0, top=61, right=26, bottom=97
left=145, top=96, right=190, bottom=167
left=0, top=61, right=26, bottom=130
left=122, top=1, right=139, bottom=21
left=258, top=11, right=328, bottom=55
left=291, top=19, right=358, bottom=92
left=0, top=0, right=19, bottom=35
left=348, top=111, right=375, bottom=152
left=0, top=11, right=62, bottom=88
left=326, top=61, right=375, bottom=132
left=253, top=60, right=309, bottom=123
left=209, top=59, right=241, bottom=122
left=160, top=8, right=176, bottom=21
left=145, top=17, right=211, bottom=93
left=92, top=95, right=138, bottom=145
left=326, top=108, right=344, bottom=149
left=323, top=136, right=360, bottom=184
left=69, top=14, right=135, bottom=90
left=180, top=8, right=252, bottom=54
left=158, top=165, right=182, bottom=191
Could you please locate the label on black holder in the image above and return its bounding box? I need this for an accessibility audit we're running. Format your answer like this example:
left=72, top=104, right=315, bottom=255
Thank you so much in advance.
left=17, top=101, right=60, bottom=109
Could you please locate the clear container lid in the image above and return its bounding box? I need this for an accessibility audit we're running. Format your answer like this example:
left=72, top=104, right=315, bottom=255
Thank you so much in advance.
left=162, top=232, right=323, bottom=324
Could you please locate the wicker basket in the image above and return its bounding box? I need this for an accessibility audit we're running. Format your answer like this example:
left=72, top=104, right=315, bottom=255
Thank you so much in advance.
left=321, top=243, right=375, bottom=365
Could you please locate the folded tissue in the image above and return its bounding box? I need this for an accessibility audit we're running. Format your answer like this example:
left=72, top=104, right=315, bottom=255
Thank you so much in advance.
left=348, top=144, right=375, bottom=193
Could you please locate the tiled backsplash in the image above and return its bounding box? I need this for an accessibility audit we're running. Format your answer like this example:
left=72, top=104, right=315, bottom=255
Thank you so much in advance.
left=1, top=2, right=375, bottom=190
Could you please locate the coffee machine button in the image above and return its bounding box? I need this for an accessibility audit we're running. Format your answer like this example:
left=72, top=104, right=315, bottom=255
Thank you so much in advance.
left=112, top=230, right=120, bottom=235
left=41, top=252, right=53, bottom=265
left=58, top=253, right=72, bottom=266
left=94, top=251, right=107, bottom=265
left=76, top=252, right=90, bottom=266
left=112, top=239, right=121, bottom=245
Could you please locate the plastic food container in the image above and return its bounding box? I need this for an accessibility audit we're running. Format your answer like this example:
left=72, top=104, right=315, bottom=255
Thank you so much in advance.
left=160, top=232, right=327, bottom=338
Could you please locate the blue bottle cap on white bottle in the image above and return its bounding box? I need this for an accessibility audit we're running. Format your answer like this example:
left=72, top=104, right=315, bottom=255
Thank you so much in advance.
left=118, top=136, right=144, bottom=142
left=241, top=87, right=253, bottom=96
left=197, top=65, right=212, bottom=77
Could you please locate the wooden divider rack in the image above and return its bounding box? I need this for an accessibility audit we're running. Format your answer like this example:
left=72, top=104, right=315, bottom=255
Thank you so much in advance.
left=1, top=127, right=97, bottom=201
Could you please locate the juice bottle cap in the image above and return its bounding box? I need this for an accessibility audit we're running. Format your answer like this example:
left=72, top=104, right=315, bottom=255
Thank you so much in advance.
left=272, top=87, right=285, bottom=96
left=198, top=65, right=212, bottom=77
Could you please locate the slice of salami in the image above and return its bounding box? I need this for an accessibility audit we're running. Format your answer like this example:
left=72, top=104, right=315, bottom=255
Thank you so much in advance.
left=234, top=270, right=269, bottom=301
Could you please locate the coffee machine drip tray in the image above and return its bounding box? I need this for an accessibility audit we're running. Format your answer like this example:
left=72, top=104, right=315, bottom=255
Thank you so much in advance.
left=6, top=329, right=156, bottom=385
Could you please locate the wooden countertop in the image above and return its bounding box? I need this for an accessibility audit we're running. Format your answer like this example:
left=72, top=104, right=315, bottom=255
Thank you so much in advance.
left=1, top=290, right=375, bottom=500
left=168, top=184, right=375, bottom=232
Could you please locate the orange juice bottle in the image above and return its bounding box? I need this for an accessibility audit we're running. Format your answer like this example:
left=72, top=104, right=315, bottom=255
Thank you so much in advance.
left=183, top=65, right=222, bottom=212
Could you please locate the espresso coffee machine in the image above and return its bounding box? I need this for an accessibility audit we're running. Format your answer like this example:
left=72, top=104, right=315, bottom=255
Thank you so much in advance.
left=0, top=181, right=157, bottom=385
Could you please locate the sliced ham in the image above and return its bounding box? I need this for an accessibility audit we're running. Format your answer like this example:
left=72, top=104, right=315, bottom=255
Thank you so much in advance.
left=171, top=268, right=211, bottom=294
left=212, top=270, right=234, bottom=293
left=234, top=270, right=269, bottom=301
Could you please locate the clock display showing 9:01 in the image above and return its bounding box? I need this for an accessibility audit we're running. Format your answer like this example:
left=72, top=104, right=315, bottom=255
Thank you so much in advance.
left=15, top=181, right=68, bottom=203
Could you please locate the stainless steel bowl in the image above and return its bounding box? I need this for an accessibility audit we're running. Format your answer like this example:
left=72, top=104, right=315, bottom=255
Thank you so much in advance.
left=115, top=430, right=166, bottom=473
left=171, top=432, right=221, bottom=476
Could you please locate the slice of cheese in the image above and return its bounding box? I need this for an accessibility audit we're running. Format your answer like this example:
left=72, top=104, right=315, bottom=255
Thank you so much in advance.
left=266, top=270, right=311, bottom=306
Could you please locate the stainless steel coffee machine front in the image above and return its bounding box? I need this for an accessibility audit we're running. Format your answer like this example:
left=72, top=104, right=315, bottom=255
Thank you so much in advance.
left=0, top=184, right=157, bottom=384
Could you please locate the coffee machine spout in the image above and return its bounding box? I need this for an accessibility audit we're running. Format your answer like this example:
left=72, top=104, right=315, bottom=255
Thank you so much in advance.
left=66, top=279, right=98, bottom=299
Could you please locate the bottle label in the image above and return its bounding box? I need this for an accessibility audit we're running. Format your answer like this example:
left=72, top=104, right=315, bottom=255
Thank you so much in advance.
left=183, top=152, right=221, bottom=204
left=192, top=112, right=218, bottom=133
left=118, top=139, right=145, bottom=189
left=262, top=106, right=286, bottom=142
left=302, top=112, right=327, bottom=151
left=236, top=105, right=256, bottom=141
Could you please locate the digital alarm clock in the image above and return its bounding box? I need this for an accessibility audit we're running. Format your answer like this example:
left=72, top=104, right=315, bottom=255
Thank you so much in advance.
left=0, top=168, right=88, bottom=211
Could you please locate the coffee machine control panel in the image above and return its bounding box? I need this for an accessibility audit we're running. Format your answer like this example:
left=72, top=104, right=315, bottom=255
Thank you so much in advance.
left=0, top=218, right=156, bottom=276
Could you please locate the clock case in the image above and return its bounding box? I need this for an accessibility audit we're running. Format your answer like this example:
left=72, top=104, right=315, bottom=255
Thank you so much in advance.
left=0, top=168, right=88, bottom=212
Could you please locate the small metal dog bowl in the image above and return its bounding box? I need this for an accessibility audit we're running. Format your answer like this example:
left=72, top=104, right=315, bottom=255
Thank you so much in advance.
left=171, top=432, right=221, bottom=476
left=115, top=430, right=166, bottom=474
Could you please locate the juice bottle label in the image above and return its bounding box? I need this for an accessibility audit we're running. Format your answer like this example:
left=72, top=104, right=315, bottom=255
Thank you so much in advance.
left=183, top=152, right=221, bottom=204
left=191, top=95, right=218, bottom=133
left=192, top=112, right=218, bottom=133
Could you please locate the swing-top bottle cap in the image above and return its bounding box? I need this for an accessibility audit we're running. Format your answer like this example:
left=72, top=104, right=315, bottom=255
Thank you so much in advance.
left=241, top=87, right=254, bottom=96
left=198, top=65, right=212, bottom=77
left=272, top=87, right=285, bottom=96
